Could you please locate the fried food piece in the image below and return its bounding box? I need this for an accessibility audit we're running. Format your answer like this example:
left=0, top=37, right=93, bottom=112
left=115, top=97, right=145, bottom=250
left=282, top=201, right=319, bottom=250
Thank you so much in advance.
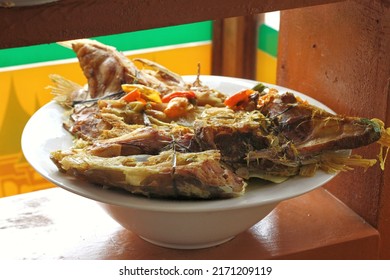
left=259, top=92, right=382, bottom=155
left=194, top=108, right=272, bottom=163
left=69, top=39, right=150, bottom=98
left=50, top=149, right=245, bottom=199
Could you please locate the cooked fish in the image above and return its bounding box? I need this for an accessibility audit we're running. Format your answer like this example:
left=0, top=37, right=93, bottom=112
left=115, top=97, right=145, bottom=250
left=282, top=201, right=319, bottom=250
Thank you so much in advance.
left=258, top=91, right=382, bottom=154
left=88, top=125, right=197, bottom=157
left=134, top=58, right=186, bottom=88
left=194, top=94, right=386, bottom=181
left=46, top=40, right=390, bottom=199
left=50, top=149, right=246, bottom=199
left=66, top=39, right=150, bottom=98
left=194, top=108, right=273, bottom=163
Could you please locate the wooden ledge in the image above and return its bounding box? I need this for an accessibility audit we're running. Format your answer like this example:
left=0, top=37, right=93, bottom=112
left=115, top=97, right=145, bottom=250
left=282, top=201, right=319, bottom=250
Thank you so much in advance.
left=0, top=186, right=378, bottom=260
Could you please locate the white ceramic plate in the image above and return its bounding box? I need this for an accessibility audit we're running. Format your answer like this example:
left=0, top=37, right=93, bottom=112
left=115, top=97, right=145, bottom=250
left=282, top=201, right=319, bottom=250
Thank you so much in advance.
left=22, top=75, right=337, bottom=213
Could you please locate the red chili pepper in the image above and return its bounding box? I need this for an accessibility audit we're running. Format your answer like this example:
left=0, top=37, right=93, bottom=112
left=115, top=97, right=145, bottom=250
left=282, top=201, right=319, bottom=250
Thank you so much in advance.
left=161, top=91, right=196, bottom=103
left=224, top=89, right=254, bottom=108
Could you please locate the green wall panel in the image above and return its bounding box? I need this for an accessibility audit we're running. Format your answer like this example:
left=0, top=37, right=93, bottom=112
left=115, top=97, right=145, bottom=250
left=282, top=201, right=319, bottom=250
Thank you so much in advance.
left=0, top=21, right=212, bottom=68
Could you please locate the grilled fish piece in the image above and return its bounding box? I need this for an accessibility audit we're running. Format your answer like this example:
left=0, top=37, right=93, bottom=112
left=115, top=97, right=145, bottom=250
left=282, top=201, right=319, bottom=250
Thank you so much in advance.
left=56, top=39, right=226, bottom=106
left=259, top=92, right=382, bottom=155
left=50, top=149, right=246, bottom=199
left=194, top=108, right=273, bottom=163
left=193, top=97, right=385, bottom=181
left=66, top=39, right=150, bottom=98
left=134, top=58, right=186, bottom=88
left=88, top=125, right=197, bottom=157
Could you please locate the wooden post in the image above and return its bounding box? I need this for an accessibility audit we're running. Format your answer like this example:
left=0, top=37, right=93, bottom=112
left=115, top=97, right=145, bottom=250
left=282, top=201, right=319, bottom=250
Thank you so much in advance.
left=212, top=15, right=258, bottom=79
left=277, top=0, right=390, bottom=258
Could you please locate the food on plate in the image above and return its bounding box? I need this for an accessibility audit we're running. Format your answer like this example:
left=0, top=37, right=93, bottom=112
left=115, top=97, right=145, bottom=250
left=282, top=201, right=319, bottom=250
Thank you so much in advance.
left=48, top=39, right=390, bottom=199
left=51, top=149, right=245, bottom=199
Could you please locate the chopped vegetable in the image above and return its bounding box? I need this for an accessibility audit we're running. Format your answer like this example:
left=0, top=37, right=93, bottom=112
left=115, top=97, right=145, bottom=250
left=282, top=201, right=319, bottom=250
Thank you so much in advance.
left=224, top=89, right=254, bottom=109
left=120, top=89, right=145, bottom=103
left=164, top=97, right=192, bottom=118
left=162, top=91, right=196, bottom=103
left=258, top=89, right=277, bottom=108
left=252, top=83, right=267, bottom=94
left=121, top=84, right=162, bottom=103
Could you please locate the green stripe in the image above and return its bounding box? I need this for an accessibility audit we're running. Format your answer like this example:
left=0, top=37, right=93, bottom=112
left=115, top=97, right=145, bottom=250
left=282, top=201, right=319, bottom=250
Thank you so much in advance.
left=0, top=21, right=212, bottom=68
left=95, top=21, right=212, bottom=52
left=0, top=44, right=75, bottom=68
left=258, top=24, right=278, bottom=57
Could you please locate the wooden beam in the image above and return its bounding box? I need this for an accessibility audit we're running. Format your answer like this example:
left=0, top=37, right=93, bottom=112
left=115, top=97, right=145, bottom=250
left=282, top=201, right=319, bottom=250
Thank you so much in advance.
left=0, top=0, right=345, bottom=49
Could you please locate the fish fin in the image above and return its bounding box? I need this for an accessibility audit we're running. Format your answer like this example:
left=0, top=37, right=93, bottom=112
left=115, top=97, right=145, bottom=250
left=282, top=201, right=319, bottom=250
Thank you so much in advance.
left=47, top=74, right=85, bottom=107
left=319, top=152, right=377, bottom=173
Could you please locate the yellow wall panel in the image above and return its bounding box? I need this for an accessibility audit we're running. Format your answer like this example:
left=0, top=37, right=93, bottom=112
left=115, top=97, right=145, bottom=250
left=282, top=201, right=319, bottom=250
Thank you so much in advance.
left=256, top=49, right=277, bottom=85
left=128, top=44, right=212, bottom=76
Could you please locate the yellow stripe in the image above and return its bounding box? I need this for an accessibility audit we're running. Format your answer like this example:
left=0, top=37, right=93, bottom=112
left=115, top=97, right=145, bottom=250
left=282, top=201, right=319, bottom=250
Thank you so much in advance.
left=256, top=49, right=277, bottom=84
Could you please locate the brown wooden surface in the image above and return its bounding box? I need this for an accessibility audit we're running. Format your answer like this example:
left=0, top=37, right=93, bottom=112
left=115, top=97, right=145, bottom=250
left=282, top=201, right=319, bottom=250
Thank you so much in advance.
left=0, top=187, right=379, bottom=260
left=0, top=0, right=345, bottom=49
left=212, top=15, right=258, bottom=79
left=277, top=0, right=390, bottom=258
